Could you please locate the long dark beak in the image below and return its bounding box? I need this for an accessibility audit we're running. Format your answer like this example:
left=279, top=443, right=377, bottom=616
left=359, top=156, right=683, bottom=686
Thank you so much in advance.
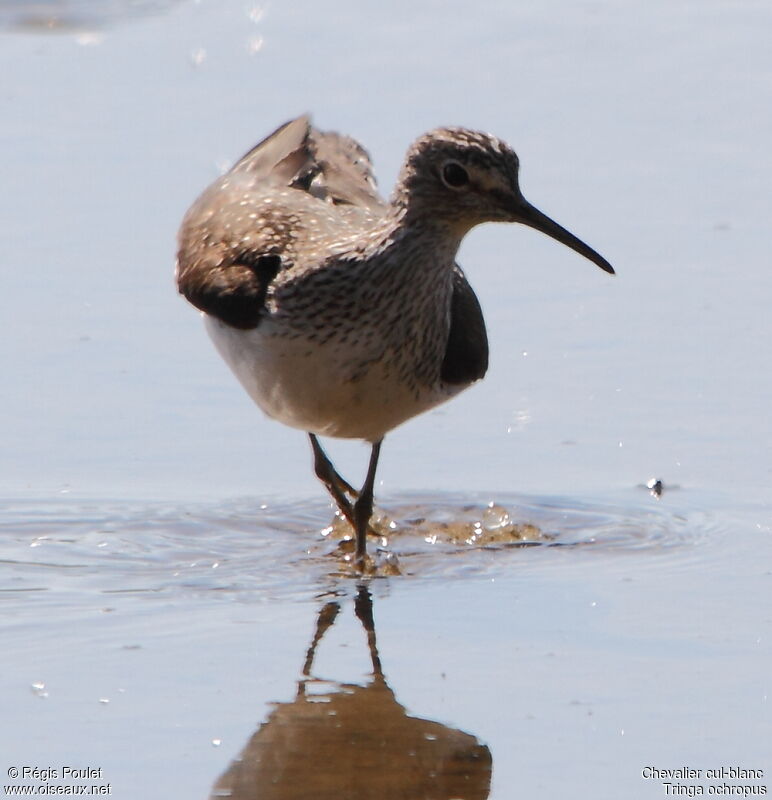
left=514, top=196, right=615, bottom=275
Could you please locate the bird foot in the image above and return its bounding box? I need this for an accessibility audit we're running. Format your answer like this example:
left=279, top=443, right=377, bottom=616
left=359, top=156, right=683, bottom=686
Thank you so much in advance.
left=330, top=538, right=401, bottom=576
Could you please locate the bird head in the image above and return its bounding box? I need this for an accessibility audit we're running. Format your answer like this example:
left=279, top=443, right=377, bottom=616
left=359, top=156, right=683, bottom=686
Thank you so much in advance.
left=394, top=127, right=614, bottom=275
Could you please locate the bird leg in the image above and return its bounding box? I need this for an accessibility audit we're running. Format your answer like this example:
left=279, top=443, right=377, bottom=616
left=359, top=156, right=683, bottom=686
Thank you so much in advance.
left=309, top=434, right=383, bottom=562
left=309, top=433, right=369, bottom=537
left=309, top=433, right=359, bottom=532
left=353, top=441, right=382, bottom=564
left=309, top=433, right=358, bottom=499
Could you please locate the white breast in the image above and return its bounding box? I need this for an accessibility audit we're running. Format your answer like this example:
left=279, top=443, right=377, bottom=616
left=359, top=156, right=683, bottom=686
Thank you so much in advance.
left=205, top=315, right=462, bottom=442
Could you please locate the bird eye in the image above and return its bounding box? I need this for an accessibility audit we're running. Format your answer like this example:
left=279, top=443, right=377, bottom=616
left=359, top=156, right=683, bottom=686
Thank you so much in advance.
left=441, top=162, right=469, bottom=189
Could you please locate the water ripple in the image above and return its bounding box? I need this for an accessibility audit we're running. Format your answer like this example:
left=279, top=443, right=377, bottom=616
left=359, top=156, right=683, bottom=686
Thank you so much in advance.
left=0, top=490, right=727, bottom=599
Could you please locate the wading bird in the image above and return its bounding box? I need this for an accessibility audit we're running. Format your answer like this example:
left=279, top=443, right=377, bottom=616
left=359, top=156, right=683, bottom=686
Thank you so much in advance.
left=177, top=116, right=614, bottom=566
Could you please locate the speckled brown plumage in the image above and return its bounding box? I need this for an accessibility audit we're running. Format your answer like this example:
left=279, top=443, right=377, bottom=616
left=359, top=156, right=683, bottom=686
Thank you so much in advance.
left=176, top=115, right=614, bottom=565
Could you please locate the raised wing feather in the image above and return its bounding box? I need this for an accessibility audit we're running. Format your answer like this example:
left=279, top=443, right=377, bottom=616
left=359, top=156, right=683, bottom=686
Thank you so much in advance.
left=176, top=116, right=386, bottom=329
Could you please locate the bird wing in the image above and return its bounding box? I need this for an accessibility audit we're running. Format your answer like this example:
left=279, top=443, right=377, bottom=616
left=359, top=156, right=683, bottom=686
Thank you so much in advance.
left=440, top=264, right=489, bottom=385
left=232, top=115, right=386, bottom=212
left=176, top=116, right=385, bottom=329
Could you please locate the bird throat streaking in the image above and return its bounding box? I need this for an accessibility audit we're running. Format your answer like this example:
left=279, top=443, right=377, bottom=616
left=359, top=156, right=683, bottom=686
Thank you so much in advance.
left=176, top=115, right=615, bottom=568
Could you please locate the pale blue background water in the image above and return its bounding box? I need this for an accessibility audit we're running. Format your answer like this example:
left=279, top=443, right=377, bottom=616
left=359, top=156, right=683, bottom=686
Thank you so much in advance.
left=1, top=1, right=771, bottom=798
left=2, top=0, right=770, bottom=503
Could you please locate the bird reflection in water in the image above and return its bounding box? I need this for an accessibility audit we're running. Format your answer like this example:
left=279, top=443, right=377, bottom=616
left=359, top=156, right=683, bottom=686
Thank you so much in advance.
left=210, top=585, right=492, bottom=799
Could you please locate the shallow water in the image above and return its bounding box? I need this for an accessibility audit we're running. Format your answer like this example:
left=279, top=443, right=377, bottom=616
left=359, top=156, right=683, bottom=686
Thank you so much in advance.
left=3, top=490, right=770, bottom=797
left=2, top=0, right=772, bottom=797
left=0, top=487, right=721, bottom=590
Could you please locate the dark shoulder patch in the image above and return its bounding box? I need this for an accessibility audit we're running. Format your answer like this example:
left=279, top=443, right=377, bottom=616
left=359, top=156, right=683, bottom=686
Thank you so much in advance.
left=440, top=266, right=489, bottom=385
left=176, top=251, right=281, bottom=330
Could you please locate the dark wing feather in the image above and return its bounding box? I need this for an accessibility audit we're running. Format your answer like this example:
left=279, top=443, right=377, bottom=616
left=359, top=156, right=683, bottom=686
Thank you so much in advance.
left=440, top=265, right=489, bottom=385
